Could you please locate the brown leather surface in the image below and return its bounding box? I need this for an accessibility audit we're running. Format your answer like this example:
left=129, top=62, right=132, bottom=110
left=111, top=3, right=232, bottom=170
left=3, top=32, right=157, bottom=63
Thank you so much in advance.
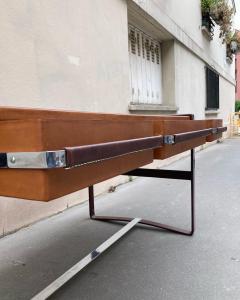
left=217, top=126, right=227, bottom=133
left=65, top=136, right=163, bottom=168
left=205, top=119, right=223, bottom=142
left=174, top=128, right=213, bottom=143
left=153, top=120, right=209, bottom=159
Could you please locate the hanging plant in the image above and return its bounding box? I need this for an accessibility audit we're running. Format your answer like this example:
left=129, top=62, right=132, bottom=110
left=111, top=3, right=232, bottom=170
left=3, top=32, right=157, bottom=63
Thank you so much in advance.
left=210, top=0, right=234, bottom=43
left=225, top=31, right=240, bottom=61
left=201, top=0, right=217, bottom=39
left=226, top=31, right=240, bottom=48
left=201, top=0, right=218, bottom=14
left=201, top=0, right=234, bottom=43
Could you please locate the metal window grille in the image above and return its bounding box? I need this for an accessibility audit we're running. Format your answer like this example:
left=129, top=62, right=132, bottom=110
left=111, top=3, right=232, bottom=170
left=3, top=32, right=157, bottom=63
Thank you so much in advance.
left=206, top=67, right=219, bottom=110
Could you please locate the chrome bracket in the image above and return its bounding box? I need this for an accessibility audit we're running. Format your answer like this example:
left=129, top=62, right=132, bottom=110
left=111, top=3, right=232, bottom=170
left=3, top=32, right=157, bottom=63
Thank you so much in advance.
left=212, top=128, right=218, bottom=134
left=31, top=218, right=141, bottom=299
left=0, top=150, right=66, bottom=169
left=164, top=135, right=175, bottom=145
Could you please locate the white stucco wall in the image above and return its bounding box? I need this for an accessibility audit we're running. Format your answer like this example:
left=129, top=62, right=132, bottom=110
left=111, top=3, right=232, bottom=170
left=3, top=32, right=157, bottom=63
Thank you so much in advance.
left=175, top=42, right=235, bottom=125
left=0, top=0, right=130, bottom=113
left=218, top=76, right=236, bottom=123
left=153, top=0, right=234, bottom=73
left=0, top=0, right=132, bottom=236
left=175, top=42, right=206, bottom=119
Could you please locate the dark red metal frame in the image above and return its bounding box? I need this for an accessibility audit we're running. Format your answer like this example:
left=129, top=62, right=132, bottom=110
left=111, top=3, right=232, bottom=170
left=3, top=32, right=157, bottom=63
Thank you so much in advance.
left=87, top=118, right=227, bottom=236
left=88, top=148, right=195, bottom=236
left=88, top=114, right=196, bottom=236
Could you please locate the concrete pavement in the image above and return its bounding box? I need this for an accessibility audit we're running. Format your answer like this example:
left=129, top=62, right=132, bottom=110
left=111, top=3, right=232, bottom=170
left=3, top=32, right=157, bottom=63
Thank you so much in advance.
left=0, top=138, right=240, bottom=300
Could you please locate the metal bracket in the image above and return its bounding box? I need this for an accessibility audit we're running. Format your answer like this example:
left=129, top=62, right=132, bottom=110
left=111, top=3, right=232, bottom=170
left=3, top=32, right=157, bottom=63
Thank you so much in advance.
left=164, top=135, right=175, bottom=145
left=0, top=150, right=66, bottom=169
left=31, top=218, right=141, bottom=299
left=0, top=135, right=163, bottom=169
left=212, top=128, right=218, bottom=134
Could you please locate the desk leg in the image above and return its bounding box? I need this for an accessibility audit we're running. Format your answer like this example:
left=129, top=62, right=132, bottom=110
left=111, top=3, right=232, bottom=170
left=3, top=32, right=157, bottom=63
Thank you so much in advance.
left=31, top=217, right=141, bottom=300
left=89, top=149, right=195, bottom=236
left=31, top=152, right=195, bottom=299
left=191, top=148, right=195, bottom=235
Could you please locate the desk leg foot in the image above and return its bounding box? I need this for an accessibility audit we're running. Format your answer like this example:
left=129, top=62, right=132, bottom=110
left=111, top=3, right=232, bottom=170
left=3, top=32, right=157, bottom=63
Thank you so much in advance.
left=31, top=218, right=141, bottom=300
left=89, top=149, right=195, bottom=237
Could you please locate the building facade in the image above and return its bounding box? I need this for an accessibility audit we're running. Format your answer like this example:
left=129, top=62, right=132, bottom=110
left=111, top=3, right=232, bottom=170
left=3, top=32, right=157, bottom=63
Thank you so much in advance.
left=0, top=0, right=237, bottom=236
left=236, top=55, right=240, bottom=100
left=235, top=32, right=240, bottom=100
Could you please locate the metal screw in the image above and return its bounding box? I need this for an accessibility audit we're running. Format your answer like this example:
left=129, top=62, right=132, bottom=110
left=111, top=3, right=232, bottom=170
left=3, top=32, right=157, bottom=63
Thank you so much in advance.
left=10, top=156, right=16, bottom=164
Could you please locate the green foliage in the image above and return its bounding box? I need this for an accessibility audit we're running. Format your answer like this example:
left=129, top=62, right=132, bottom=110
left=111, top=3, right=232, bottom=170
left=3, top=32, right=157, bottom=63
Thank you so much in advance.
left=225, top=31, right=240, bottom=60
left=201, top=0, right=218, bottom=13
left=201, top=0, right=234, bottom=43
left=235, top=101, right=240, bottom=112
left=210, top=0, right=234, bottom=42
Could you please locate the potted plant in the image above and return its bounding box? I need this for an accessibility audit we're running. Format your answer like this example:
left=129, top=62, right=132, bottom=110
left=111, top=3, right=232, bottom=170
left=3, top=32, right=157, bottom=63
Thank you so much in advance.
left=235, top=101, right=240, bottom=112
left=201, top=0, right=218, bottom=13
left=225, top=31, right=240, bottom=62
left=210, top=0, right=234, bottom=43
left=201, top=0, right=216, bottom=38
left=201, top=0, right=234, bottom=43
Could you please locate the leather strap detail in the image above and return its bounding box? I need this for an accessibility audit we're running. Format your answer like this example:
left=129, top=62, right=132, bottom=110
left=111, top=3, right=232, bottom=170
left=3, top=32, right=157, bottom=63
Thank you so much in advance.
left=65, top=135, right=163, bottom=168
left=173, top=128, right=213, bottom=144
left=216, top=126, right=227, bottom=134
left=171, top=126, right=227, bottom=144
left=0, top=153, right=7, bottom=168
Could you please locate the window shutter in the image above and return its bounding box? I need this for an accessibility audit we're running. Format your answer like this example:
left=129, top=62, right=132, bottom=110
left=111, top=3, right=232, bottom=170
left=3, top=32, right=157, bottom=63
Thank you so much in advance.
left=128, top=25, right=162, bottom=104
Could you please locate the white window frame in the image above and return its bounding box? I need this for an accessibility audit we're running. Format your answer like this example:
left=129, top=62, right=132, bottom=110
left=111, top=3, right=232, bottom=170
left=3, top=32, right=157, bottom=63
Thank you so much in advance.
left=128, top=25, right=163, bottom=105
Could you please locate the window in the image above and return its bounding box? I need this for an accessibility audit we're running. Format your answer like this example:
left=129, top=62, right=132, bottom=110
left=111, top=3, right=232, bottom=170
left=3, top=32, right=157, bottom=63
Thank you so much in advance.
left=128, top=25, right=162, bottom=104
left=206, top=67, right=219, bottom=110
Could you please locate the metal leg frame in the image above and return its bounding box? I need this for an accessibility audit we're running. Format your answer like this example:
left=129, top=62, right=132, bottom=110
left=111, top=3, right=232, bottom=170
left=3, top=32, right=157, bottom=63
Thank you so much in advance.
left=89, top=149, right=195, bottom=236
left=31, top=150, right=195, bottom=299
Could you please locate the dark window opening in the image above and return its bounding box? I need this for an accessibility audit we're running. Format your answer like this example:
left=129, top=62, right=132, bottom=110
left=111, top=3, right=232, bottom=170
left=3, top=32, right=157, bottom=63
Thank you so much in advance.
left=206, top=67, right=219, bottom=110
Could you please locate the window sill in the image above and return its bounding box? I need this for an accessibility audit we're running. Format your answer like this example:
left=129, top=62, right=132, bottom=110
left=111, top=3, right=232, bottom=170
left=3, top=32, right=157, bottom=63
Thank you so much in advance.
left=128, top=103, right=178, bottom=113
left=205, top=109, right=220, bottom=115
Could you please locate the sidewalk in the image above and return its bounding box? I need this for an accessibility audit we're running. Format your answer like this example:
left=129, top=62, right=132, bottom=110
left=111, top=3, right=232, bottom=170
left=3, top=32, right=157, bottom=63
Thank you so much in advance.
left=0, top=138, right=240, bottom=300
